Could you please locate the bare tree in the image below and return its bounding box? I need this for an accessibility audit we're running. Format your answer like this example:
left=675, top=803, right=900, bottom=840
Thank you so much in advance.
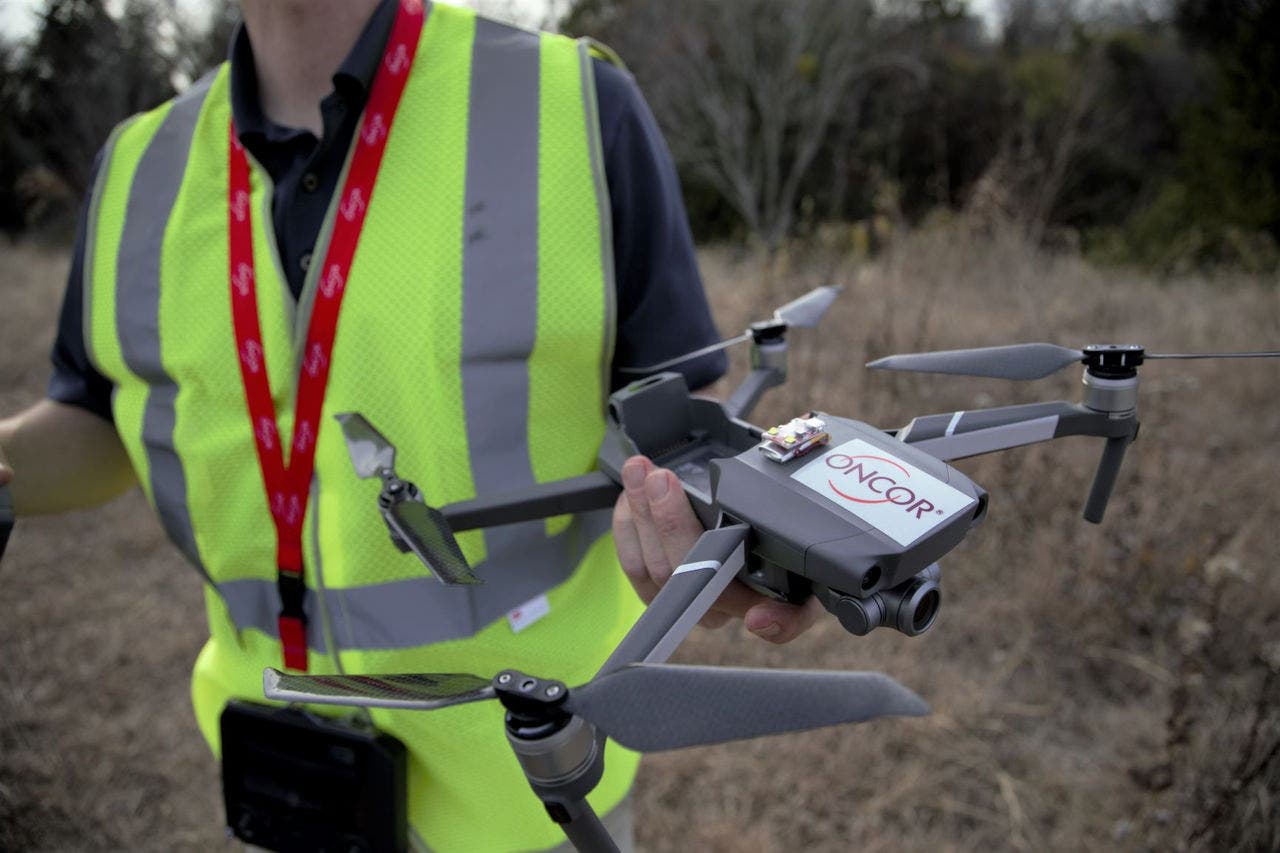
left=615, top=0, right=913, bottom=253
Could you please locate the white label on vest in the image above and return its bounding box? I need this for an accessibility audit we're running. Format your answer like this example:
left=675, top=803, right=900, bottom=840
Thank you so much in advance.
left=507, top=594, right=551, bottom=634
left=791, top=438, right=977, bottom=547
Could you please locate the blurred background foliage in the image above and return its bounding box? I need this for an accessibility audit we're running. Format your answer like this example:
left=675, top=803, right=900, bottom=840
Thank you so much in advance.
left=0, top=0, right=1277, bottom=273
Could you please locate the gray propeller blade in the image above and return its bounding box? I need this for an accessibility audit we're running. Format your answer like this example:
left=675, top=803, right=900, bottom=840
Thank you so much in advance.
left=385, top=499, right=481, bottom=585
left=867, top=343, right=1085, bottom=380
left=264, top=668, right=495, bottom=710
left=1147, top=350, right=1280, bottom=360
left=563, top=664, right=928, bottom=753
left=617, top=285, right=843, bottom=376
left=773, top=285, right=843, bottom=328
left=335, top=412, right=397, bottom=478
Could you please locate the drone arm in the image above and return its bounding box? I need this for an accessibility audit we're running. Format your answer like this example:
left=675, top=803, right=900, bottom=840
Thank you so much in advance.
left=897, top=400, right=1138, bottom=523
left=724, top=367, right=785, bottom=421
left=724, top=332, right=789, bottom=420
left=440, top=471, right=620, bottom=532
left=896, top=401, right=1129, bottom=461
left=595, top=523, right=750, bottom=678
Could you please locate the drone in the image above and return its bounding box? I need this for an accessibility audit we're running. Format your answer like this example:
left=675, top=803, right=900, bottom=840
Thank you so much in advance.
left=1, top=288, right=1273, bottom=853
left=252, top=285, right=1280, bottom=851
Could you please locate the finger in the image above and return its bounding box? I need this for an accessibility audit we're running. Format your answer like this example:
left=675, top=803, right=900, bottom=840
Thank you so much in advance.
left=622, top=456, right=676, bottom=585
left=743, top=595, right=825, bottom=644
left=612, top=492, right=659, bottom=604
left=642, top=467, right=703, bottom=572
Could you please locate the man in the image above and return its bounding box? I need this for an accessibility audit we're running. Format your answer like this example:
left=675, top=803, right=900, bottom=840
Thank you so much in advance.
left=0, top=1, right=818, bottom=849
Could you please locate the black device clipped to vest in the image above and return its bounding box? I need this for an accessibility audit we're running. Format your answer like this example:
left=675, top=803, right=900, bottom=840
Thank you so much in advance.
left=221, top=700, right=407, bottom=853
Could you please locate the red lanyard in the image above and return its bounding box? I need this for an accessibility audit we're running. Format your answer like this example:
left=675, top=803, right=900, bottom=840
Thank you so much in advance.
left=227, top=0, right=424, bottom=671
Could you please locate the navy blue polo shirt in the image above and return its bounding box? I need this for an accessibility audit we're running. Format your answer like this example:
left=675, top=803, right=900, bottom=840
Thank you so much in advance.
left=48, top=1, right=726, bottom=421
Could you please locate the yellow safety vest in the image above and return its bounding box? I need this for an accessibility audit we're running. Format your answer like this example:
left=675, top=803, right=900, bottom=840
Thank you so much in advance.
left=82, top=4, right=642, bottom=850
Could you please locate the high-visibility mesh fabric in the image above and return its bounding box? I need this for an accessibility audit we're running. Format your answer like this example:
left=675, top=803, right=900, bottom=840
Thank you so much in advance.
left=530, top=32, right=610, bottom=540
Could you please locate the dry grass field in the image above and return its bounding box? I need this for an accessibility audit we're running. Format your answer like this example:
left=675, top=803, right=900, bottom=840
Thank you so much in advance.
left=2, top=227, right=1278, bottom=852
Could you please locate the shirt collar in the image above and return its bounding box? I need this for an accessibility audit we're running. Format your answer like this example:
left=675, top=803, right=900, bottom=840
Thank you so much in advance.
left=228, top=0, right=400, bottom=144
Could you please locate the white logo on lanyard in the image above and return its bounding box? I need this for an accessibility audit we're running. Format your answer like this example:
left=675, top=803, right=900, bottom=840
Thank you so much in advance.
left=292, top=419, right=316, bottom=454
left=340, top=188, right=367, bottom=222
left=362, top=113, right=388, bottom=147
left=239, top=339, right=263, bottom=374
left=303, top=342, right=329, bottom=378
left=385, top=43, right=410, bottom=76
left=230, top=189, right=250, bottom=223
left=320, top=263, right=346, bottom=299
left=232, top=262, right=255, bottom=296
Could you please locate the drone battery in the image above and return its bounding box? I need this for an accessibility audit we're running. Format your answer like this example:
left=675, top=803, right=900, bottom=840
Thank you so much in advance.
left=221, top=700, right=407, bottom=853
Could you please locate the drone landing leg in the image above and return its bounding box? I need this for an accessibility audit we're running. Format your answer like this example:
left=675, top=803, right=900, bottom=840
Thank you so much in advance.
left=539, top=797, right=618, bottom=853
left=1083, top=433, right=1133, bottom=523
left=724, top=366, right=784, bottom=421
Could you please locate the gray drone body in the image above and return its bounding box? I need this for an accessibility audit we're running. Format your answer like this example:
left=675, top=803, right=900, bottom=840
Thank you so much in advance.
left=303, top=290, right=1273, bottom=852
left=598, top=371, right=986, bottom=636
left=711, top=413, right=986, bottom=600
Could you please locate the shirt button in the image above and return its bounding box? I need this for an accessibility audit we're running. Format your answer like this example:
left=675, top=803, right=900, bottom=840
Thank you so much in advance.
left=301, top=172, right=320, bottom=192
left=299, top=252, right=312, bottom=272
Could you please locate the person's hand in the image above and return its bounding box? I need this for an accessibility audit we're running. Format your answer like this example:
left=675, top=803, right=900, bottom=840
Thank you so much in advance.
left=0, top=442, right=11, bottom=488
left=611, top=455, right=823, bottom=643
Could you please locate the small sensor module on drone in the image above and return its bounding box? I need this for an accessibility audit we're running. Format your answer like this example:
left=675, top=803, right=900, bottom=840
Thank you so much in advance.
left=758, top=414, right=831, bottom=463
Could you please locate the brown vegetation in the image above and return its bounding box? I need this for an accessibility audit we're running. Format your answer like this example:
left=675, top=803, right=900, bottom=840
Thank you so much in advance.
left=1, top=228, right=1277, bottom=851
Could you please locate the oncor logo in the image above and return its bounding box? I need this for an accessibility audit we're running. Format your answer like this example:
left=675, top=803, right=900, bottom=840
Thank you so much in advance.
left=793, top=437, right=974, bottom=547
left=824, top=453, right=942, bottom=519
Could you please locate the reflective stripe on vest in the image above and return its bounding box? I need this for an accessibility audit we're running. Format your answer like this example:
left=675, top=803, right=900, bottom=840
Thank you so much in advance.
left=216, top=509, right=612, bottom=651
left=108, top=71, right=217, bottom=580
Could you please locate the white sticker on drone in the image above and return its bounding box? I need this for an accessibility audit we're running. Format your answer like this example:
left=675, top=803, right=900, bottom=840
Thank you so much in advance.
left=791, top=438, right=977, bottom=547
left=507, top=594, right=551, bottom=634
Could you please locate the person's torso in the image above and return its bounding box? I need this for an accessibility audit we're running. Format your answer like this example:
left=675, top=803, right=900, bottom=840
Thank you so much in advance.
left=80, top=4, right=642, bottom=848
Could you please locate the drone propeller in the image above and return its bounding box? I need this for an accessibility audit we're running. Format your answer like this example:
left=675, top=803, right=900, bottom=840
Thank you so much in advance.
left=335, top=412, right=480, bottom=586
left=334, top=412, right=398, bottom=477
left=264, top=663, right=928, bottom=753
left=618, top=285, right=844, bottom=376
left=868, top=343, right=1280, bottom=381
left=563, top=663, right=928, bottom=752
left=772, top=285, right=843, bottom=329
left=383, top=498, right=479, bottom=586
left=264, top=669, right=496, bottom=710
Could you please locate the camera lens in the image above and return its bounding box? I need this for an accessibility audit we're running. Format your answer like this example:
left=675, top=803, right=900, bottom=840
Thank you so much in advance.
left=912, top=588, right=940, bottom=633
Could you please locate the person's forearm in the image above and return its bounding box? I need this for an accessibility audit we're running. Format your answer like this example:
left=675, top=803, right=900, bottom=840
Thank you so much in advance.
left=0, top=399, right=136, bottom=514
